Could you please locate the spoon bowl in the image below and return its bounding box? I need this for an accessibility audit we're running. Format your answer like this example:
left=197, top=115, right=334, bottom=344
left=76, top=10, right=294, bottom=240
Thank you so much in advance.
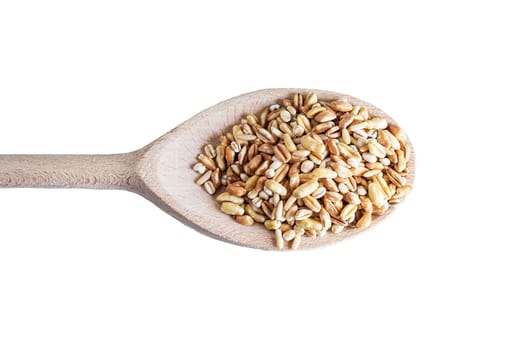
left=0, top=88, right=414, bottom=250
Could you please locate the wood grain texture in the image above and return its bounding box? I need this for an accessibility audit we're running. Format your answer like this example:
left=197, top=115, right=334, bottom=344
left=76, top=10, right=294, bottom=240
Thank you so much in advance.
left=0, top=153, right=141, bottom=190
left=0, top=89, right=414, bottom=250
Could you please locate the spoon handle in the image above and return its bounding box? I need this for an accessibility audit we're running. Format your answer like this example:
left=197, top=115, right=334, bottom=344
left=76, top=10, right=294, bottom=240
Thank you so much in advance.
left=0, top=153, right=139, bottom=190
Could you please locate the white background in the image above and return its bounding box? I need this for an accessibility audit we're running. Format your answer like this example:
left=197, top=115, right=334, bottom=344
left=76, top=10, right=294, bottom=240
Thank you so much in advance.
left=1, top=1, right=524, bottom=349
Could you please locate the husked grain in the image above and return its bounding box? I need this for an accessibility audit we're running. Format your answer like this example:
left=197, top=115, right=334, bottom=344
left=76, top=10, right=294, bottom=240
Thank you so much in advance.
left=193, top=92, right=412, bottom=249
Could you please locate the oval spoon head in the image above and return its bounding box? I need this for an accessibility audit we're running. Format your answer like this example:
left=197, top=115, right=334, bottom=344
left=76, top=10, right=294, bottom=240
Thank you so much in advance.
left=136, top=89, right=415, bottom=250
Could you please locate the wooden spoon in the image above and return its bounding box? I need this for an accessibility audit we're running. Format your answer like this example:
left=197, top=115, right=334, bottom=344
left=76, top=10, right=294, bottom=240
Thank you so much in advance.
left=0, top=89, right=414, bottom=250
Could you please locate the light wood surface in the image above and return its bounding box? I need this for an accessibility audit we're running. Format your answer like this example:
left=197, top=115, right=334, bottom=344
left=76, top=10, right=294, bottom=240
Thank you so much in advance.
left=0, top=89, right=414, bottom=250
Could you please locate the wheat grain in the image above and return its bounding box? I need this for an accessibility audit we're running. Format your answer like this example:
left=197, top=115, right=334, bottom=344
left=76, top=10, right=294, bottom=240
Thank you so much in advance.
left=193, top=92, right=412, bottom=249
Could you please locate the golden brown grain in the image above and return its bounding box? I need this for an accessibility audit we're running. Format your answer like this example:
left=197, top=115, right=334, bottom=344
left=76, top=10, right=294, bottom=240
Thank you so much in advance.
left=221, top=202, right=245, bottom=216
left=236, top=215, right=254, bottom=226
left=193, top=92, right=412, bottom=249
